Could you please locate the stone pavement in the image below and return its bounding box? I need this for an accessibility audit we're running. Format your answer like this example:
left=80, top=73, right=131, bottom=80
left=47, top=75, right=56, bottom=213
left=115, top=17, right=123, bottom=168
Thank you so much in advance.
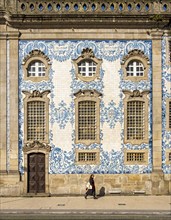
left=0, top=195, right=171, bottom=219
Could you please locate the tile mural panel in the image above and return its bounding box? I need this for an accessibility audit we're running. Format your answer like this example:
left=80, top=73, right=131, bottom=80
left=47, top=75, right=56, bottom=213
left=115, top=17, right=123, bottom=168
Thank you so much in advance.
left=18, top=39, right=158, bottom=174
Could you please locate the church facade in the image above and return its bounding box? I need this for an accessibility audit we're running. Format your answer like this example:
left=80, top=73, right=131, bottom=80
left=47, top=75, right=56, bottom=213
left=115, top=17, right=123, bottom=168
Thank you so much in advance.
left=0, top=0, right=171, bottom=196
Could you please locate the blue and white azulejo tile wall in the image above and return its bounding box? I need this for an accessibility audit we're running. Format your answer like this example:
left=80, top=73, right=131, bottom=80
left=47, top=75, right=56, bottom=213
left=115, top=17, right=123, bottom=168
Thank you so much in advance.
left=18, top=40, right=154, bottom=174
left=162, top=37, right=171, bottom=174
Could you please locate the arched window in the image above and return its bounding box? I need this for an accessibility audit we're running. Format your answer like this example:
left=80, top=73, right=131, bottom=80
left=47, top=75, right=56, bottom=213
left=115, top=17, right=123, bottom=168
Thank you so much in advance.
left=121, top=50, right=150, bottom=81
left=73, top=48, right=102, bottom=82
left=22, top=50, right=51, bottom=82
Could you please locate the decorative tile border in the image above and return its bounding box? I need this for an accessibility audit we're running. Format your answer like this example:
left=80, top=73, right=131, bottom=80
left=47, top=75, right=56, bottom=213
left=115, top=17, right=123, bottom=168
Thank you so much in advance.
left=161, top=37, right=171, bottom=174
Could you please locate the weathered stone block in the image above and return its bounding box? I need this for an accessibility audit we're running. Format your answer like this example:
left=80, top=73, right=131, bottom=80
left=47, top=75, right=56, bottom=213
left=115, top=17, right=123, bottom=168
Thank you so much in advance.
left=128, top=174, right=141, bottom=182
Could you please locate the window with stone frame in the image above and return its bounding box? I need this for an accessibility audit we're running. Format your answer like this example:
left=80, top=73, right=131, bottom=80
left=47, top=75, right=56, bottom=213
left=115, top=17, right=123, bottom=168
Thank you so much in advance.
left=166, top=149, right=171, bottom=165
left=22, top=50, right=51, bottom=82
left=123, top=90, right=149, bottom=145
left=75, top=149, right=100, bottom=165
left=121, top=49, right=150, bottom=81
left=166, top=99, right=171, bottom=131
left=169, top=41, right=171, bottom=63
left=124, top=149, right=148, bottom=165
left=74, top=90, right=102, bottom=145
left=22, top=90, right=50, bottom=143
left=73, top=48, right=102, bottom=82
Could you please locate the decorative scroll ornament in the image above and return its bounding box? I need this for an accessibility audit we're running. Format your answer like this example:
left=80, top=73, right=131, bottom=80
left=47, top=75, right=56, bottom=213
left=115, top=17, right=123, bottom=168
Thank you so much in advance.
left=74, top=89, right=102, bottom=98
left=123, top=90, right=150, bottom=98
left=22, top=90, right=50, bottom=99
left=81, top=48, right=95, bottom=59
left=23, top=140, right=51, bottom=152
left=22, top=49, right=50, bottom=65
left=122, top=49, right=150, bottom=65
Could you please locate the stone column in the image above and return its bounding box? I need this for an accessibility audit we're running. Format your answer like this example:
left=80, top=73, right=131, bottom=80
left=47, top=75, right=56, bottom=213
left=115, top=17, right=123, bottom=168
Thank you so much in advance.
left=0, top=33, right=7, bottom=173
left=151, top=30, right=163, bottom=173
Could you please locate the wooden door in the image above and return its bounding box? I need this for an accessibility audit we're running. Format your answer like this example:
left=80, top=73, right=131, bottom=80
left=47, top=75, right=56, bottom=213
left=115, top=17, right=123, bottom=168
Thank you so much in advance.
left=28, top=153, right=45, bottom=193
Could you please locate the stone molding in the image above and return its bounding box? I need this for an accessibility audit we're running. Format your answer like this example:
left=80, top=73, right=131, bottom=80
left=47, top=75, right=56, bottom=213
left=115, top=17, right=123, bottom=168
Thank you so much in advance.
left=23, top=140, right=51, bottom=153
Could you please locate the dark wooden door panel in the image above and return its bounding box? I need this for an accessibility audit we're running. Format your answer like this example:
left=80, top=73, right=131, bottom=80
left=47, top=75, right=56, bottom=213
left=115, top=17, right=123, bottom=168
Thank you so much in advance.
left=28, top=153, right=45, bottom=193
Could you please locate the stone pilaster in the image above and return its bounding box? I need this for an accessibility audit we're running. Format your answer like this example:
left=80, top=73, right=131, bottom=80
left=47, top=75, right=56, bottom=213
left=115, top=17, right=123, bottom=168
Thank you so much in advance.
left=0, top=33, right=7, bottom=172
left=151, top=30, right=163, bottom=173
left=8, top=32, right=20, bottom=173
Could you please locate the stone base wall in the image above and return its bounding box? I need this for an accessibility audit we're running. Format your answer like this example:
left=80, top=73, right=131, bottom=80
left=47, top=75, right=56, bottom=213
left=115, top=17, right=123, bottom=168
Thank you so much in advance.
left=0, top=173, right=170, bottom=196
left=49, top=173, right=171, bottom=196
left=0, top=173, right=23, bottom=196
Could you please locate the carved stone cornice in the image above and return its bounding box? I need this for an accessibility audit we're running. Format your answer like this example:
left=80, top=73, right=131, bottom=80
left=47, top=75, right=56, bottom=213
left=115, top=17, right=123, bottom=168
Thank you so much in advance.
left=23, top=140, right=51, bottom=152
left=0, top=1, right=171, bottom=29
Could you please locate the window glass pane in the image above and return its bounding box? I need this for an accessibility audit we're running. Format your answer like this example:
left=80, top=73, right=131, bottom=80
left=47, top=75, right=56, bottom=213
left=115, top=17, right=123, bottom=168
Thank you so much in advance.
left=78, top=60, right=96, bottom=77
left=127, top=61, right=144, bottom=77
left=28, top=61, right=46, bottom=77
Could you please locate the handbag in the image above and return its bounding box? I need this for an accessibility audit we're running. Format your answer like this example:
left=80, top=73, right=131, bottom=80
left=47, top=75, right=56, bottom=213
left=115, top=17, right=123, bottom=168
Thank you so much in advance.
left=86, top=182, right=92, bottom=190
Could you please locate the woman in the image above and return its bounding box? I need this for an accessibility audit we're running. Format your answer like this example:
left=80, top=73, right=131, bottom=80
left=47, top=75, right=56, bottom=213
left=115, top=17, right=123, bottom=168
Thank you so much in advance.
left=85, top=174, right=98, bottom=199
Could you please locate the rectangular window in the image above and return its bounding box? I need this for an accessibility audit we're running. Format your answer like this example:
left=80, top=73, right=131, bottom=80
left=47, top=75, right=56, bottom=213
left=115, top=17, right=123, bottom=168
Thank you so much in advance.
left=78, top=101, right=96, bottom=140
left=127, top=101, right=145, bottom=140
left=127, top=152, right=145, bottom=162
left=169, top=153, right=171, bottom=161
left=27, top=101, right=46, bottom=141
left=169, top=41, right=171, bottom=62
left=78, top=152, right=96, bottom=162
left=75, top=149, right=100, bottom=165
left=124, top=149, right=148, bottom=165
